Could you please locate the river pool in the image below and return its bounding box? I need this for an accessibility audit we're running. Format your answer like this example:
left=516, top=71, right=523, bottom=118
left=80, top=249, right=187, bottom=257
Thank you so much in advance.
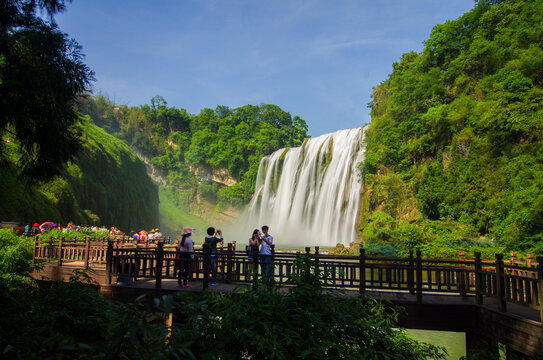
left=405, top=329, right=466, bottom=359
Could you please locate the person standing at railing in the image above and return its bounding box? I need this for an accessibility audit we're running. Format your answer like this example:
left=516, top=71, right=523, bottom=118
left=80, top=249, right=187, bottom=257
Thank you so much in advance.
left=177, top=227, right=194, bottom=288
left=259, top=225, right=273, bottom=282
left=247, top=229, right=261, bottom=276
left=204, top=227, right=223, bottom=286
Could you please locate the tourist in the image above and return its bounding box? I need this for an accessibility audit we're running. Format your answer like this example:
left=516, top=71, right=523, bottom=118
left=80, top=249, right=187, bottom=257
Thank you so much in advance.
left=259, top=225, right=273, bottom=282
left=32, top=223, right=39, bottom=235
left=177, top=227, right=194, bottom=288
left=204, top=227, right=223, bottom=286
left=247, top=229, right=260, bottom=276
left=149, top=230, right=155, bottom=243
left=155, top=228, right=162, bottom=240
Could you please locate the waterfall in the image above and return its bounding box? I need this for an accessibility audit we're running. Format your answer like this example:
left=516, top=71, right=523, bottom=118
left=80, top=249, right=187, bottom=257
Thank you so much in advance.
left=246, top=127, right=366, bottom=248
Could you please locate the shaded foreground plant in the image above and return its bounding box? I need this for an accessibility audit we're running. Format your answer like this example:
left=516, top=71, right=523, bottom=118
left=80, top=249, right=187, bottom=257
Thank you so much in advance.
left=0, top=254, right=445, bottom=359
left=167, top=254, right=446, bottom=359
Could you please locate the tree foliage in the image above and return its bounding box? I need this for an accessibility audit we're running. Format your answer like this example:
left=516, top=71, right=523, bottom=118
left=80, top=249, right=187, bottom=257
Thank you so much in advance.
left=78, top=95, right=308, bottom=207
left=362, top=0, right=543, bottom=254
left=0, top=118, right=159, bottom=232
left=0, top=0, right=94, bottom=181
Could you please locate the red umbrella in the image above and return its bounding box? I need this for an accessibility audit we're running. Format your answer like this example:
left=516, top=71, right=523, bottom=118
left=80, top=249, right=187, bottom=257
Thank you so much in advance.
left=33, top=223, right=40, bottom=227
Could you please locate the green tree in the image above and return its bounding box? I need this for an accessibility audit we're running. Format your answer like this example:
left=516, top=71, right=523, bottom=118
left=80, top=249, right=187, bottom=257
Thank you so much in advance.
left=362, top=0, right=543, bottom=253
left=0, top=0, right=94, bottom=181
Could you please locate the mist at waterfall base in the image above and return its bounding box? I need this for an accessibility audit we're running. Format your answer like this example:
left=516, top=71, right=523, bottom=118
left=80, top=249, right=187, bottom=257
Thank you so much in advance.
left=228, top=128, right=366, bottom=249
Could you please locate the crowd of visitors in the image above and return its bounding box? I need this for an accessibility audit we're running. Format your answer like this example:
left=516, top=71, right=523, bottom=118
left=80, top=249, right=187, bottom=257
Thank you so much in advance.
left=174, top=224, right=273, bottom=287
left=20, top=219, right=274, bottom=287
left=22, top=221, right=162, bottom=240
left=129, top=228, right=162, bottom=243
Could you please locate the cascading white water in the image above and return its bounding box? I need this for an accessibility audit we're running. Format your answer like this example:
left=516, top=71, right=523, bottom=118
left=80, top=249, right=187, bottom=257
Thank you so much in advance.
left=246, top=127, right=366, bottom=248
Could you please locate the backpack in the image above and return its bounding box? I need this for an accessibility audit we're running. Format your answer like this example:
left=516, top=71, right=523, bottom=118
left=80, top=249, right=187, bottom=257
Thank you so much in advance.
left=245, top=243, right=252, bottom=255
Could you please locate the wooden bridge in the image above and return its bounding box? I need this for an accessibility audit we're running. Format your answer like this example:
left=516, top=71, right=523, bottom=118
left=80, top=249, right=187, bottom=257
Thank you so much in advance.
left=31, top=236, right=543, bottom=358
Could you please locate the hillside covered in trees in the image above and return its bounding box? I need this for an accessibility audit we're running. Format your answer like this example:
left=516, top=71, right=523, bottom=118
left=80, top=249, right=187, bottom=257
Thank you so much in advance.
left=360, top=0, right=543, bottom=256
left=77, top=95, right=308, bottom=234
left=0, top=117, right=159, bottom=231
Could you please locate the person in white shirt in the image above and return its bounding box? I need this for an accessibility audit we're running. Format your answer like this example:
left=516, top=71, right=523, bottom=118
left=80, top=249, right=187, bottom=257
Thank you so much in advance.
left=259, top=225, right=273, bottom=281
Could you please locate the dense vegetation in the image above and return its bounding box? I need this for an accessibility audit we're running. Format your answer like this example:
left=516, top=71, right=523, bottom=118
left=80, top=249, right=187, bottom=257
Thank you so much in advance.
left=360, top=0, right=543, bottom=256
left=78, top=95, right=308, bottom=209
left=0, top=229, right=444, bottom=359
left=0, top=118, right=159, bottom=232
left=0, top=0, right=94, bottom=181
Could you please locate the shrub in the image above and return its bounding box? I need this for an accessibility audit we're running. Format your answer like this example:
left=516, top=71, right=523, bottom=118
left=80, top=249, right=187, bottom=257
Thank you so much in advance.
left=0, top=229, right=34, bottom=289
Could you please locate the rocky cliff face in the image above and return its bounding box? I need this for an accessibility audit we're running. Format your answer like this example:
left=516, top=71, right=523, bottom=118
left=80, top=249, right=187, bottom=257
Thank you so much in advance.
left=191, top=166, right=237, bottom=187
left=129, top=146, right=167, bottom=187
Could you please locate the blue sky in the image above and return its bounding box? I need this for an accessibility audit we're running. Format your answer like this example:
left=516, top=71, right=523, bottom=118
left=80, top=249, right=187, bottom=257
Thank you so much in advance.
left=57, top=0, right=475, bottom=137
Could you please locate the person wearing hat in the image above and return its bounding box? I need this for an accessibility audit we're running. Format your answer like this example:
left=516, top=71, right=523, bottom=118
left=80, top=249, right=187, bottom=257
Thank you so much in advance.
left=177, top=227, right=194, bottom=288
left=155, top=228, right=162, bottom=241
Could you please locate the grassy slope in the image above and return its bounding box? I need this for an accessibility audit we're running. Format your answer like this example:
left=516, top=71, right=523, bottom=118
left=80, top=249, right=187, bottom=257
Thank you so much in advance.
left=158, top=186, right=209, bottom=240
left=0, top=118, right=159, bottom=232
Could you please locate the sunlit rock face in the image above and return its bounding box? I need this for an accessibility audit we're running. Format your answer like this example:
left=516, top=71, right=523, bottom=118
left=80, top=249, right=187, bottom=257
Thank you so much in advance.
left=246, top=127, right=366, bottom=248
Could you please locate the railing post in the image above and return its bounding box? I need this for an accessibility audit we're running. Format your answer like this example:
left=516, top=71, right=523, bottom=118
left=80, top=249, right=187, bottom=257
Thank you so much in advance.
left=474, top=252, right=483, bottom=305
left=408, top=250, right=415, bottom=294
left=416, top=250, right=423, bottom=304
left=105, top=240, right=114, bottom=285
left=84, top=236, right=90, bottom=268
left=252, top=243, right=259, bottom=289
left=58, top=236, right=64, bottom=266
left=305, top=247, right=310, bottom=255
left=32, top=236, right=37, bottom=264
left=100, top=237, right=105, bottom=263
left=537, top=257, right=543, bottom=323
left=47, top=236, right=53, bottom=262
left=527, top=254, right=535, bottom=269
left=155, top=241, right=164, bottom=288
left=227, top=243, right=233, bottom=282
left=458, top=251, right=466, bottom=296
left=203, top=243, right=210, bottom=289
left=495, top=253, right=506, bottom=312
left=359, top=246, right=366, bottom=295
left=271, top=244, right=276, bottom=283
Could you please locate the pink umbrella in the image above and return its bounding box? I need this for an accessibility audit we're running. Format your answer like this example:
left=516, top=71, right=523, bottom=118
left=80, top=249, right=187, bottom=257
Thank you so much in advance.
left=40, top=221, right=55, bottom=230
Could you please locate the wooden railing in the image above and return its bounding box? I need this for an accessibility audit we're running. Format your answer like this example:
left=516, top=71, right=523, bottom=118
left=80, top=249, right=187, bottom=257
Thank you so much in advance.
left=33, top=238, right=543, bottom=322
